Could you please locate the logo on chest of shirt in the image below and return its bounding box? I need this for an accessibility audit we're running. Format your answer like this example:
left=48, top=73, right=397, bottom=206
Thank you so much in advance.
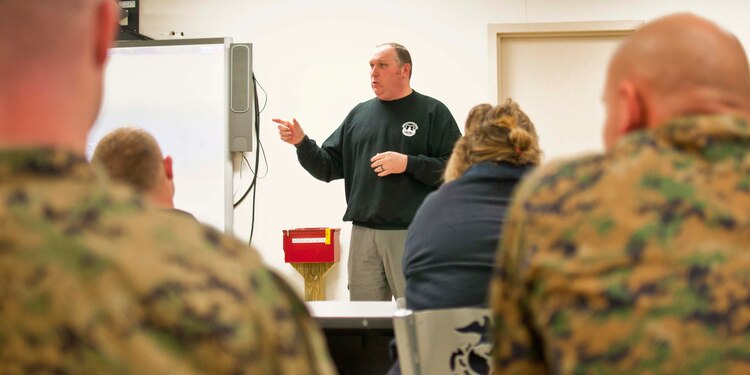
left=402, top=122, right=418, bottom=137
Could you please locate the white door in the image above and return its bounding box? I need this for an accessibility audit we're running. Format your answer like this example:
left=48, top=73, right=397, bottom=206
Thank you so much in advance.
left=491, top=22, right=640, bottom=161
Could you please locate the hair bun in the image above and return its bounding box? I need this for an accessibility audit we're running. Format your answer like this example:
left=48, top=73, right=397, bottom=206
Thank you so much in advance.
left=509, top=126, right=532, bottom=152
left=495, top=114, right=517, bottom=129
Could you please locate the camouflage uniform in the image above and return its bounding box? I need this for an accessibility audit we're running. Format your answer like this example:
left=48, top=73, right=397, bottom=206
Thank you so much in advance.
left=0, top=148, right=337, bottom=375
left=491, top=115, right=750, bottom=374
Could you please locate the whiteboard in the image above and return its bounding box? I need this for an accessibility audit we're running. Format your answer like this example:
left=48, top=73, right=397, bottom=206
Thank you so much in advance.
left=88, top=38, right=233, bottom=233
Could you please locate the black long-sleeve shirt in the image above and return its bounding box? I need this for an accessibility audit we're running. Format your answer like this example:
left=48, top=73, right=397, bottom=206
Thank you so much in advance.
left=296, top=91, right=461, bottom=229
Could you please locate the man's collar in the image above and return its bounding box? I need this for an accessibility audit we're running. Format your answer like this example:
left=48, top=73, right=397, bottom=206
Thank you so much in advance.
left=618, top=114, right=750, bottom=153
left=0, top=148, right=92, bottom=180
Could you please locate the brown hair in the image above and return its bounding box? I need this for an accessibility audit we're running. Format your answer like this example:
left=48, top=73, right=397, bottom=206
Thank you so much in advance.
left=92, top=127, right=164, bottom=193
left=377, top=42, right=412, bottom=78
left=443, top=99, right=542, bottom=183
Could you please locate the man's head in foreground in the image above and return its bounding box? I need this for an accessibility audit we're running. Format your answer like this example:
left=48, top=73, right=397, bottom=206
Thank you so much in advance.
left=602, top=13, right=750, bottom=150
left=0, top=0, right=119, bottom=152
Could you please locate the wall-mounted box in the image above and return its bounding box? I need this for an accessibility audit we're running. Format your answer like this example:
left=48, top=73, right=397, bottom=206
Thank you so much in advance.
left=283, top=228, right=341, bottom=263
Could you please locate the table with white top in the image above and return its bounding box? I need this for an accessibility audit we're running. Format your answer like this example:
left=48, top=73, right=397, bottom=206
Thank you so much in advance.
left=307, top=300, right=397, bottom=329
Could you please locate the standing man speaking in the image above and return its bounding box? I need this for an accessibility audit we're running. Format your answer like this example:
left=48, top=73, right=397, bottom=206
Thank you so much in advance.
left=275, top=43, right=461, bottom=301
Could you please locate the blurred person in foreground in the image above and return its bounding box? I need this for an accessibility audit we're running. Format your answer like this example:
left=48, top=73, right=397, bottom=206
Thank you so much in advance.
left=491, top=13, right=750, bottom=374
left=0, top=1, right=335, bottom=374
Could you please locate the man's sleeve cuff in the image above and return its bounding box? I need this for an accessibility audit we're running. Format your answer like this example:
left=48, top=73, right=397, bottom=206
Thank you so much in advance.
left=294, top=135, right=310, bottom=149
left=405, top=155, right=418, bottom=173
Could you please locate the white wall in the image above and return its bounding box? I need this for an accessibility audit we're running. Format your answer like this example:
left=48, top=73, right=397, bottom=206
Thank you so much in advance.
left=139, top=0, right=750, bottom=300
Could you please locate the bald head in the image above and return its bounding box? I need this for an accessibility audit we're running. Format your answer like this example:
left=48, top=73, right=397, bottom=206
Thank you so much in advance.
left=0, top=0, right=118, bottom=153
left=1, top=1, right=91, bottom=72
left=603, top=13, right=750, bottom=149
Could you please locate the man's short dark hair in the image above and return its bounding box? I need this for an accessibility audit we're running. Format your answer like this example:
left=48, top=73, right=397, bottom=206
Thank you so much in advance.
left=92, top=127, right=163, bottom=193
left=377, top=42, right=412, bottom=78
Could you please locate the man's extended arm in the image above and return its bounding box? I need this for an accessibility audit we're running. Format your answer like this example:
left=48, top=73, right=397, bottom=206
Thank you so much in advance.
left=274, top=117, right=344, bottom=182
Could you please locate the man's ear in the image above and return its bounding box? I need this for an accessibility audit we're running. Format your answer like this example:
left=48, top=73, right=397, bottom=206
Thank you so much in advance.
left=401, top=63, right=411, bottom=79
left=163, top=156, right=174, bottom=180
left=94, top=0, right=118, bottom=68
left=619, top=80, right=647, bottom=135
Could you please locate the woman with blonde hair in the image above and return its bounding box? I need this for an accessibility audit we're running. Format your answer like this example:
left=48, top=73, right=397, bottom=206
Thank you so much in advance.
left=402, top=99, right=541, bottom=311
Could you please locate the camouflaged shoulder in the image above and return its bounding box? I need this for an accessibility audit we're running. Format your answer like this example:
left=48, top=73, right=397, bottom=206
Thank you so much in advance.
left=0, top=149, right=336, bottom=375
left=492, top=115, right=750, bottom=374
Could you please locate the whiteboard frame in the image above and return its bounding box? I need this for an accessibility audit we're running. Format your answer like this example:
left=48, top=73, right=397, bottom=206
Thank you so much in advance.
left=91, top=38, right=234, bottom=234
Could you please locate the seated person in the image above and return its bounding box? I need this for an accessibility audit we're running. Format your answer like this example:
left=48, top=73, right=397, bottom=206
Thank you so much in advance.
left=388, top=100, right=541, bottom=375
left=403, top=99, right=541, bottom=311
left=0, top=1, right=335, bottom=373
left=92, top=127, right=193, bottom=218
left=491, top=13, right=750, bottom=374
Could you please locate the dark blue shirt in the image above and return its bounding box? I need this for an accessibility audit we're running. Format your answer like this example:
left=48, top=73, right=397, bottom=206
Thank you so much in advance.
left=403, top=161, right=532, bottom=310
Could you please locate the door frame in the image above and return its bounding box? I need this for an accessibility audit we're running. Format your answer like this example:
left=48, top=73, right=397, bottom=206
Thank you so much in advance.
left=487, top=21, right=643, bottom=103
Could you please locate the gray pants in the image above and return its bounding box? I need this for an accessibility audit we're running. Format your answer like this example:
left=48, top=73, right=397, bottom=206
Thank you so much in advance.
left=348, top=225, right=407, bottom=301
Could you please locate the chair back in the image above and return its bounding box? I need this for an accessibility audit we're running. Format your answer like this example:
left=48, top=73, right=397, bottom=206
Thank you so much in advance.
left=393, top=307, right=493, bottom=375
